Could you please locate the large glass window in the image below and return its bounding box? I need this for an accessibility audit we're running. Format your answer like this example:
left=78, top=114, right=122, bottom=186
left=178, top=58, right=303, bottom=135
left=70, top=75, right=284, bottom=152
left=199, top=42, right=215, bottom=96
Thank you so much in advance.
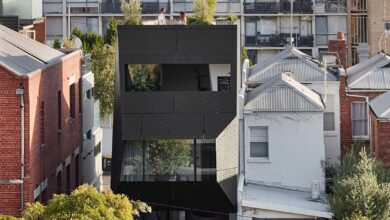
left=121, top=139, right=216, bottom=182
left=125, top=64, right=231, bottom=92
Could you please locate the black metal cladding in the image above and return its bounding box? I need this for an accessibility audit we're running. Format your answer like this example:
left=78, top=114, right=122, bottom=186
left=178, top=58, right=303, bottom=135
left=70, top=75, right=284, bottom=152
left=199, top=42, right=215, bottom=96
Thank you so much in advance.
left=112, top=25, right=237, bottom=214
left=117, top=25, right=237, bottom=140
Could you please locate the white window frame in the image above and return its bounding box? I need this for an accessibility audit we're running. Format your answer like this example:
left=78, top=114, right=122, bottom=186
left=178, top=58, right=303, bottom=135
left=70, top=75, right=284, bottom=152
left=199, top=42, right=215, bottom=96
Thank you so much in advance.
left=248, top=126, right=270, bottom=163
left=351, top=102, right=369, bottom=139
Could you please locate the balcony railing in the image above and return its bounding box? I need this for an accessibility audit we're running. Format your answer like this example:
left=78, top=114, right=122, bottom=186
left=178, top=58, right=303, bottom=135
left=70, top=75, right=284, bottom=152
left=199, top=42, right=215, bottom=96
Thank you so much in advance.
left=244, top=0, right=313, bottom=14
left=100, top=2, right=170, bottom=14
left=315, top=0, right=347, bottom=13
left=173, top=1, right=240, bottom=14
left=245, top=33, right=314, bottom=47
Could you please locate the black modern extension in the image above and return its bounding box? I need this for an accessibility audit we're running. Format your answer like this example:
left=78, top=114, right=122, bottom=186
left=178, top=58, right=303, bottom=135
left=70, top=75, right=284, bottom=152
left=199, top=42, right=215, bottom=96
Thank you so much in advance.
left=111, top=25, right=239, bottom=220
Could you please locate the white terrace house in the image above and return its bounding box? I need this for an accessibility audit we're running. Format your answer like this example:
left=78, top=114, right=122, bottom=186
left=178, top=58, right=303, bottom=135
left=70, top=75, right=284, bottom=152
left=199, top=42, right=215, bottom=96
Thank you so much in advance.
left=245, top=45, right=341, bottom=164
left=238, top=72, right=331, bottom=219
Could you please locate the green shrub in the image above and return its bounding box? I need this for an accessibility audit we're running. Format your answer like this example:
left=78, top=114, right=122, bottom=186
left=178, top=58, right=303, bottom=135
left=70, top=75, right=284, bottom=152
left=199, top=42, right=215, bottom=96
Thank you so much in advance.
left=53, top=37, right=61, bottom=49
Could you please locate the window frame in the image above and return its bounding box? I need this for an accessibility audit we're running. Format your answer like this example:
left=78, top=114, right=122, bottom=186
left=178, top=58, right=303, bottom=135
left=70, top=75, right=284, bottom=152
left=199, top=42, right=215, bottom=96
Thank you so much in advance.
left=351, top=101, right=369, bottom=139
left=248, top=126, right=270, bottom=163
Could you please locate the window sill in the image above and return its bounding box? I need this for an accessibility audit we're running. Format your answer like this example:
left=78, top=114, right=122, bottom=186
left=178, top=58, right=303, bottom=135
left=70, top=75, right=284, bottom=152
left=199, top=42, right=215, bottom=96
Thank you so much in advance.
left=352, top=136, right=369, bottom=140
left=247, top=158, right=271, bottom=163
left=324, top=131, right=337, bottom=137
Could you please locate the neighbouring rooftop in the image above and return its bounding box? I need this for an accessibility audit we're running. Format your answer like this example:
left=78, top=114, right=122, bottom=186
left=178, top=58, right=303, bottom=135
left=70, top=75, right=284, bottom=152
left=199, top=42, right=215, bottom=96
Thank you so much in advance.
left=242, top=182, right=333, bottom=219
left=247, top=46, right=338, bottom=84
left=0, top=25, right=64, bottom=76
left=347, top=53, right=390, bottom=89
left=245, top=73, right=325, bottom=112
left=370, top=92, right=390, bottom=119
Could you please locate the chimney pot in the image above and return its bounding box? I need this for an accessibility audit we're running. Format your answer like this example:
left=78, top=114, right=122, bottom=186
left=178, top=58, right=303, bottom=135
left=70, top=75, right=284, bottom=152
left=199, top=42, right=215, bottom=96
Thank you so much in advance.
left=337, top=32, right=345, bottom=40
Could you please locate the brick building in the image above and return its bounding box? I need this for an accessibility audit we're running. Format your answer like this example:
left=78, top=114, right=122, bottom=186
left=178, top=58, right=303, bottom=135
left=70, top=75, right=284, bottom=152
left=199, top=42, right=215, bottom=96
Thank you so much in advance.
left=370, top=92, right=390, bottom=167
left=339, top=53, right=390, bottom=155
left=0, top=25, right=81, bottom=216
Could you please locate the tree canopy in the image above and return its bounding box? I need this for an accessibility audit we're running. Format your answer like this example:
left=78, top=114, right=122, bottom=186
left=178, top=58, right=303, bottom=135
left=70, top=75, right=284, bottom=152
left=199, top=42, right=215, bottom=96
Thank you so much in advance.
left=20, top=185, right=151, bottom=220
left=329, top=143, right=390, bottom=220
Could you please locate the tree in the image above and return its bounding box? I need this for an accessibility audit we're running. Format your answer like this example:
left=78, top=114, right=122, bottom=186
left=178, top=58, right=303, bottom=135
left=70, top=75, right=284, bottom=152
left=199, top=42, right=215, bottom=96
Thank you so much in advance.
left=329, top=143, right=390, bottom=220
left=121, top=0, right=142, bottom=25
left=190, top=0, right=216, bottom=24
left=72, top=28, right=104, bottom=53
left=105, top=19, right=122, bottom=45
left=22, top=185, right=151, bottom=219
left=91, top=44, right=116, bottom=117
left=148, top=140, right=191, bottom=177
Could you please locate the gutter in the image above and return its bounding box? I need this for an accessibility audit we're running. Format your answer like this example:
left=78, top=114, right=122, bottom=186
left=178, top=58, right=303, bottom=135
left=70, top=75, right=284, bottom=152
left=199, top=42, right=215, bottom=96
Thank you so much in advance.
left=346, top=93, right=371, bottom=148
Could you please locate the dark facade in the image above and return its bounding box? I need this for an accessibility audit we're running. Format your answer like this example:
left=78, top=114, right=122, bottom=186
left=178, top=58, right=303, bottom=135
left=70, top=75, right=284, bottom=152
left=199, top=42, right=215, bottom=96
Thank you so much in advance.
left=112, top=25, right=238, bottom=219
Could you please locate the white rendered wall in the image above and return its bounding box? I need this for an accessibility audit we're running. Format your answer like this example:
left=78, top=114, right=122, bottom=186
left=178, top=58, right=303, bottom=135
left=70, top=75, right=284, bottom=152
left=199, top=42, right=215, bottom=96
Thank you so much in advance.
left=309, top=82, right=341, bottom=164
left=244, top=112, right=326, bottom=191
left=82, top=71, right=103, bottom=190
left=209, top=64, right=231, bottom=91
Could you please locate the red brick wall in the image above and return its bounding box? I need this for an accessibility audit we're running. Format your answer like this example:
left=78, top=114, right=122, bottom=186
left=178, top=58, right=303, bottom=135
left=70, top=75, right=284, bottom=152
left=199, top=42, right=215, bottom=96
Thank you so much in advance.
left=339, top=75, right=385, bottom=155
left=33, top=19, right=46, bottom=44
left=0, top=50, right=82, bottom=216
left=0, top=67, right=28, bottom=216
left=371, top=112, right=390, bottom=167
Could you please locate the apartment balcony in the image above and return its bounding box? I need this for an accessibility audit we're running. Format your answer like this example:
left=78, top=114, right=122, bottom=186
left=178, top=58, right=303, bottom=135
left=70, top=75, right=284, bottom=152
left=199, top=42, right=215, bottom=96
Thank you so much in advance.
left=173, top=0, right=240, bottom=14
left=315, top=0, right=347, bottom=13
left=100, top=2, right=170, bottom=14
left=244, top=0, right=313, bottom=14
left=245, top=33, right=314, bottom=47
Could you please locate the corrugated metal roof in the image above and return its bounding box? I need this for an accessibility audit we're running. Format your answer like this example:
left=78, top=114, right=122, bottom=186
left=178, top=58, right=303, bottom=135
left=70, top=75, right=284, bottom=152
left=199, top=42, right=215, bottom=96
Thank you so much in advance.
left=370, top=92, right=390, bottom=119
left=248, top=46, right=337, bottom=83
left=245, top=73, right=325, bottom=112
left=347, top=53, right=390, bottom=89
left=0, top=25, right=64, bottom=76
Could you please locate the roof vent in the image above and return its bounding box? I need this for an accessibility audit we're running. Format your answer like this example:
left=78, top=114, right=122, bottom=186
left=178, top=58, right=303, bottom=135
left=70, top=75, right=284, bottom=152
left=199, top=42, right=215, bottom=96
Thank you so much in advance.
left=311, top=181, right=320, bottom=200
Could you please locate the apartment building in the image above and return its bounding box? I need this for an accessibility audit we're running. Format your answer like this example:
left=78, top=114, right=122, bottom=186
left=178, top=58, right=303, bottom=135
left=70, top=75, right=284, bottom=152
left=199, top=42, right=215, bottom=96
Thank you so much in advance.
left=80, top=54, right=103, bottom=190
left=43, top=0, right=347, bottom=63
left=0, top=25, right=82, bottom=216
left=111, top=25, right=239, bottom=220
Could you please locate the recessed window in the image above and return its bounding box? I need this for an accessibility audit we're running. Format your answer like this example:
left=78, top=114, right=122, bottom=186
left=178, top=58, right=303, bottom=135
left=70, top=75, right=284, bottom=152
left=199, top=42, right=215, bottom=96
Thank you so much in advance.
left=120, top=139, right=216, bottom=182
left=352, top=102, right=368, bottom=137
left=250, top=127, right=269, bottom=158
left=70, top=83, right=76, bottom=118
left=217, top=77, right=231, bottom=91
left=40, top=101, right=45, bottom=146
left=94, top=142, right=101, bottom=157
left=324, top=112, right=335, bottom=131
left=58, top=91, right=61, bottom=130
left=125, top=64, right=231, bottom=92
left=86, top=130, right=92, bottom=140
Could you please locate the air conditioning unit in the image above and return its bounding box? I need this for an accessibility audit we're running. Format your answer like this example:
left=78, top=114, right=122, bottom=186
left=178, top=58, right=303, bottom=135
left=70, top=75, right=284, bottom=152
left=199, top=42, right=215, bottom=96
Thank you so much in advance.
left=311, top=181, right=320, bottom=200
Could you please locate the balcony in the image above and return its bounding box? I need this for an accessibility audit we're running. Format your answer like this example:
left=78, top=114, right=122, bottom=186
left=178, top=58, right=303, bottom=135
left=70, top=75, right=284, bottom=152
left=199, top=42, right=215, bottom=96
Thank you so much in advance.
left=245, top=33, right=314, bottom=47
left=315, top=0, right=347, bottom=13
left=100, top=2, right=170, bottom=14
left=173, top=0, right=240, bottom=14
left=244, top=0, right=313, bottom=14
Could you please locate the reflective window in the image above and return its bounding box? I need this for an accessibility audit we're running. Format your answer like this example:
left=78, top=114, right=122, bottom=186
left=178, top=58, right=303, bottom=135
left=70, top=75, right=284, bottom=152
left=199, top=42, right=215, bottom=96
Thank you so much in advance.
left=120, top=139, right=216, bottom=182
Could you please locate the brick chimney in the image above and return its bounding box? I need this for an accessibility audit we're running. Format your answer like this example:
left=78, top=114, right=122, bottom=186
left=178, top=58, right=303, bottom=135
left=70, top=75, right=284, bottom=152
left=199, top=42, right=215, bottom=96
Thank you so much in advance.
left=328, top=32, right=347, bottom=68
left=33, top=18, right=46, bottom=44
